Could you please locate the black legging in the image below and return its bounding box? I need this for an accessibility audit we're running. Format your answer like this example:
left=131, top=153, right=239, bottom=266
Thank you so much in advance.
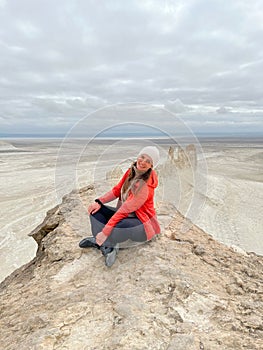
left=90, top=204, right=147, bottom=247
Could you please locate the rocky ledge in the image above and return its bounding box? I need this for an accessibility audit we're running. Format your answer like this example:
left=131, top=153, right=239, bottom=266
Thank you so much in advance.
left=0, top=185, right=262, bottom=350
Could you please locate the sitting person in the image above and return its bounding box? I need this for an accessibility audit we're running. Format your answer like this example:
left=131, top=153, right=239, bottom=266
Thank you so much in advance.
left=79, top=146, right=161, bottom=267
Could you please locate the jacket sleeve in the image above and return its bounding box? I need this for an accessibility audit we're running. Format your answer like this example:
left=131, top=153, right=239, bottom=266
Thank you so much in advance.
left=102, top=180, right=149, bottom=236
left=98, top=169, right=130, bottom=204
left=98, top=190, right=117, bottom=204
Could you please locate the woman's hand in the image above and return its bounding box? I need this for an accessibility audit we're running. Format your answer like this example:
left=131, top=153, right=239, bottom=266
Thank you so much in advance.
left=96, top=231, right=108, bottom=246
left=88, top=202, right=101, bottom=214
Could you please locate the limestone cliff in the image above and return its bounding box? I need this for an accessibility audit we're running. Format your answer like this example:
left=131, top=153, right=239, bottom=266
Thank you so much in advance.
left=0, top=185, right=262, bottom=350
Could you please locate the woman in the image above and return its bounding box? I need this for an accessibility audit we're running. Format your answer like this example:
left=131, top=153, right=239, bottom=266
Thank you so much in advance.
left=79, top=146, right=161, bottom=267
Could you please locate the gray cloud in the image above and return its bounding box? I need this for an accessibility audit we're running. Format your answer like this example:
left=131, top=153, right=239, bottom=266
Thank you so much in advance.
left=0, top=0, right=262, bottom=135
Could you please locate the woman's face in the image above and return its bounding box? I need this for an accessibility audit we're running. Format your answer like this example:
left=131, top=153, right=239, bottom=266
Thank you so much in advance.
left=137, top=154, right=153, bottom=172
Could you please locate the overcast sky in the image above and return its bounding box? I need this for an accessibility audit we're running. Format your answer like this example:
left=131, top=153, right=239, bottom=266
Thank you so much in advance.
left=0, top=0, right=262, bottom=136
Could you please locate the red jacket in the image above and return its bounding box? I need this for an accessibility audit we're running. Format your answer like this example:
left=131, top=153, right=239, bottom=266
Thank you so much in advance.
left=99, top=168, right=161, bottom=240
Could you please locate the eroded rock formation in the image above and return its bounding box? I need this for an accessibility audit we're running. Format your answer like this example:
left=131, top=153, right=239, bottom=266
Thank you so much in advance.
left=167, top=144, right=197, bottom=170
left=0, top=186, right=262, bottom=350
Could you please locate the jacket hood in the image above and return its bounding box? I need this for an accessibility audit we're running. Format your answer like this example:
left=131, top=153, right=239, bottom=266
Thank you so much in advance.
left=147, top=170, right=158, bottom=188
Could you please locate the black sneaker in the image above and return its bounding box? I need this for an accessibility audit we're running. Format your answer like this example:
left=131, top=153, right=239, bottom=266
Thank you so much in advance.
left=100, top=245, right=114, bottom=256
left=105, top=245, right=119, bottom=267
left=79, top=237, right=100, bottom=249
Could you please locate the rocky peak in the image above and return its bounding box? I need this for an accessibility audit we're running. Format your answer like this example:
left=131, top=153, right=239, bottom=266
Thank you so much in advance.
left=0, top=185, right=262, bottom=350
